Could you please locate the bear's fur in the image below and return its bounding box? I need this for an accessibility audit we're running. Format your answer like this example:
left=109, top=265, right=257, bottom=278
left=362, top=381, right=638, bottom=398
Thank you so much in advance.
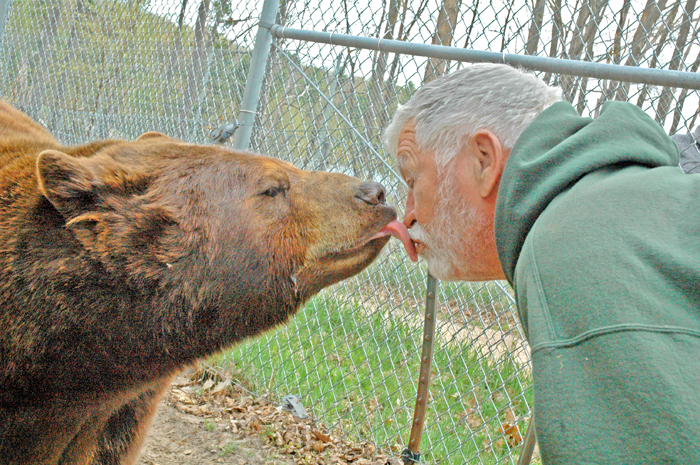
left=0, top=101, right=397, bottom=464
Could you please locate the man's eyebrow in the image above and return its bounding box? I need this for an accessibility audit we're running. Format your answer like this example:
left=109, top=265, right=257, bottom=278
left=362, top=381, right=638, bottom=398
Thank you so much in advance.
left=395, top=152, right=410, bottom=174
left=395, top=154, right=406, bottom=172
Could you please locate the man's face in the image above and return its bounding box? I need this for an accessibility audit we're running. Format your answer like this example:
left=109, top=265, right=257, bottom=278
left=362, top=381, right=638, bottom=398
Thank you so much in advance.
left=396, top=121, right=501, bottom=281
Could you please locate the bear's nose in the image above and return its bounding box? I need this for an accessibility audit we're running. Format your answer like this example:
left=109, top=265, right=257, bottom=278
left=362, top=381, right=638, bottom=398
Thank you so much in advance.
left=356, top=182, right=386, bottom=205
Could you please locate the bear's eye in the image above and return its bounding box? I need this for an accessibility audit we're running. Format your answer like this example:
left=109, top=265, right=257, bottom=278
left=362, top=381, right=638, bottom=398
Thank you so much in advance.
left=261, top=185, right=288, bottom=198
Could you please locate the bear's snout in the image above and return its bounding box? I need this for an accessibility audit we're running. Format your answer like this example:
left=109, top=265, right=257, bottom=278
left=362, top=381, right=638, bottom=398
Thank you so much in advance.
left=355, top=181, right=386, bottom=205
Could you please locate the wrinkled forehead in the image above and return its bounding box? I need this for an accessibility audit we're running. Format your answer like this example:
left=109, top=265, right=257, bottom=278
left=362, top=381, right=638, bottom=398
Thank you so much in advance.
left=395, top=120, right=431, bottom=174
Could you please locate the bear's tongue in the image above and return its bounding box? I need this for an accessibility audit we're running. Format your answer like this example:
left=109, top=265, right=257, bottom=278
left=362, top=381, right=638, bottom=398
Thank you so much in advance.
left=372, top=220, right=418, bottom=262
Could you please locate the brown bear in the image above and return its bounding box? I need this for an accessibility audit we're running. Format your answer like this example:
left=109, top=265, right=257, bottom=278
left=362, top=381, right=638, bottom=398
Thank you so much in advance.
left=0, top=101, right=413, bottom=464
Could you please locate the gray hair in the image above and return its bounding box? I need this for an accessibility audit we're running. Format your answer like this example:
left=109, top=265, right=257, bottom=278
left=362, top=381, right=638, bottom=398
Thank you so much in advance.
left=382, top=63, right=562, bottom=170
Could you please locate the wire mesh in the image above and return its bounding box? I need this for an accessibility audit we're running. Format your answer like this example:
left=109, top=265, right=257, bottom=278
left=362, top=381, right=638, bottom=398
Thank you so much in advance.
left=1, top=0, right=698, bottom=464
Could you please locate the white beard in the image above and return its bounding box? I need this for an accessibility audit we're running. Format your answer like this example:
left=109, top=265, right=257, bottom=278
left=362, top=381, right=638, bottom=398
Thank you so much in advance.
left=408, top=172, right=484, bottom=281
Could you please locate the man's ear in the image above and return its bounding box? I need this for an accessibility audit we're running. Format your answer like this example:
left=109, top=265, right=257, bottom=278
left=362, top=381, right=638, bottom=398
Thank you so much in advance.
left=36, top=149, right=97, bottom=218
left=467, top=130, right=507, bottom=198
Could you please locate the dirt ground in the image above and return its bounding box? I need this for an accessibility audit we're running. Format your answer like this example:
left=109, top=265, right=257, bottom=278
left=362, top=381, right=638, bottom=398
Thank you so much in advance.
left=137, top=399, right=293, bottom=465
left=136, top=372, right=400, bottom=465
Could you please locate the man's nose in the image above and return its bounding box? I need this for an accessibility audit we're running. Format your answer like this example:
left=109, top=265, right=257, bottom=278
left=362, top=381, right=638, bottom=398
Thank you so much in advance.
left=403, top=192, right=417, bottom=229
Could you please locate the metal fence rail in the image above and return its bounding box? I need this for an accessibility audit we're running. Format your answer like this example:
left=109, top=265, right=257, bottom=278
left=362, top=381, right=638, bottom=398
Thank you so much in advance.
left=1, top=1, right=698, bottom=464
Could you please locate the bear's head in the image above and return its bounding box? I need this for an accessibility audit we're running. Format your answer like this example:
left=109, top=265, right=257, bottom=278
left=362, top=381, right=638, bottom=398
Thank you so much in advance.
left=31, top=134, right=406, bottom=360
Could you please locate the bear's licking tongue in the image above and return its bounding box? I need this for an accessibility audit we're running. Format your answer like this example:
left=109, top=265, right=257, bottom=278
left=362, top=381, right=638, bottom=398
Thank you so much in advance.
left=372, top=220, right=418, bottom=262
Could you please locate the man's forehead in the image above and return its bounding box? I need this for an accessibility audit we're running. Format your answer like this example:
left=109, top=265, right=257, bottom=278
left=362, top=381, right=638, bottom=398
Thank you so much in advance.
left=395, top=121, right=417, bottom=165
left=395, top=120, right=437, bottom=173
left=397, top=119, right=417, bottom=144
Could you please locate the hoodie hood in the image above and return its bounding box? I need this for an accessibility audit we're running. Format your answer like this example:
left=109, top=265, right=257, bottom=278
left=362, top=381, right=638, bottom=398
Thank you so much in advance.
left=494, top=101, right=680, bottom=285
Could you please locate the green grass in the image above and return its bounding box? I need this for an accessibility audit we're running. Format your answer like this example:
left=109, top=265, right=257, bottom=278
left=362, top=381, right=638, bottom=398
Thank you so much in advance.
left=219, top=442, right=238, bottom=456
left=212, top=293, right=532, bottom=464
left=204, top=419, right=215, bottom=432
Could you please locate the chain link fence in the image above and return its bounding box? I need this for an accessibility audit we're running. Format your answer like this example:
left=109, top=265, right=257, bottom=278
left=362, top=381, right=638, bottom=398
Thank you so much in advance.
left=1, top=0, right=698, bottom=463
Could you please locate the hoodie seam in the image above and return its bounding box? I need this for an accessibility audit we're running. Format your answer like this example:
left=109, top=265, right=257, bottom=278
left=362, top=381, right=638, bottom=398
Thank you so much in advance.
left=526, top=223, right=558, bottom=341
left=531, top=324, right=700, bottom=353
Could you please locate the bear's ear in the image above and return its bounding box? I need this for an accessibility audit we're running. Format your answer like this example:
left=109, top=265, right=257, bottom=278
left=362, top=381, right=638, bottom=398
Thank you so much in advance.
left=137, top=131, right=176, bottom=142
left=36, top=149, right=97, bottom=217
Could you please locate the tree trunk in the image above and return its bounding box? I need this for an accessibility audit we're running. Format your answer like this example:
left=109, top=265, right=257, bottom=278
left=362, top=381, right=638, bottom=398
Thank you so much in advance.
left=560, top=0, right=608, bottom=101
left=558, top=0, right=591, bottom=99
left=526, top=0, right=547, bottom=55
left=543, top=0, right=563, bottom=84
left=655, top=0, right=697, bottom=126
left=463, top=0, right=480, bottom=49
left=576, top=0, right=609, bottom=111
left=671, top=46, right=700, bottom=133
left=615, top=0, right=668, bottom=100
left=423, top=0, right=461, bottom=84
left=367, top=0, right=400, bottom=134
left=499, top=1, right=514, bottom=52
left=178, top=0, right=189, bottom=29
left=388, top=0, right=429, bottom=77
left=359, top=4, right=388, bottom=145
left=597, top=0, right=631, bottom=105
left=635, top=1, right=680, bottom=108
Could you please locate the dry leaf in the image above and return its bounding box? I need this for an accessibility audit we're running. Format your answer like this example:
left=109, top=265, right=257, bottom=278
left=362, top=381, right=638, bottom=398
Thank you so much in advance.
left=249, top=420, right=263, bottom=432
left=201, top=379, right=215, bottom=390
left=312, top=440, right=329, bottom=452
left=467, top=414, right=482, bottom=428
left=362, top=443, right=376, bottom=457
left=500, top=422, right=523, bottom=447
left=312, top=429, right=332, bottom=443
left=211, top=379, right=231, bottom=395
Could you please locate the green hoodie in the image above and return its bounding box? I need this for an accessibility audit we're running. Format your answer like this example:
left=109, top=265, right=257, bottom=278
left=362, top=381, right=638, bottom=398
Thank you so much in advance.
left=495, top=101, right=700, bottom=464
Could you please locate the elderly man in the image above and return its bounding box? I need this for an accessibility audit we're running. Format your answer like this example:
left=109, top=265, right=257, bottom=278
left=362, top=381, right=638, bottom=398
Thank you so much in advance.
left=383, top=64, right=700, bottom=463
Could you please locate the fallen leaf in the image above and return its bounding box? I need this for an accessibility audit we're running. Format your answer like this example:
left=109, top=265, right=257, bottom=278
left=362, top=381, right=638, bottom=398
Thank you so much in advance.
left=500, top=422, right=523, bottom=447
left=312, top=429, right=332, bottom=443
left=211, top=379, right=232, bottom=395
left=312, top=440, right=329, bottom=452
left=467, top=414, right=482, bottom=428
left=201, top=379, right=215, bottom=390
left=249, top=420, right=263, bottom=432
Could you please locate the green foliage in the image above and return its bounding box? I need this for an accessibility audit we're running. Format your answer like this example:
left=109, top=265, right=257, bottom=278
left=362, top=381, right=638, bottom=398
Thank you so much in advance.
left=2, top=0, right=250, bottom=140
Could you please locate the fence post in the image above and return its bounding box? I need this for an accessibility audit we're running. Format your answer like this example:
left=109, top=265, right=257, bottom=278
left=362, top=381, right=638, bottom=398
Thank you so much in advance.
left=402, top=273, right=438, bottom=464
left=232, top=0, right=280, bottom=151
